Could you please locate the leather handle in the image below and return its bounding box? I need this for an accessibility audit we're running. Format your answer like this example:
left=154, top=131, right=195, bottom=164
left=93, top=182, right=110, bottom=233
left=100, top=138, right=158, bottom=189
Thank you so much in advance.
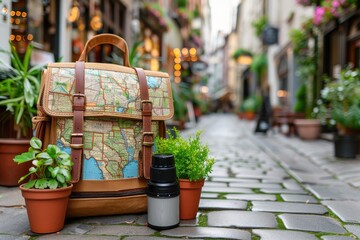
left=78, top=33, right=130, bottom=67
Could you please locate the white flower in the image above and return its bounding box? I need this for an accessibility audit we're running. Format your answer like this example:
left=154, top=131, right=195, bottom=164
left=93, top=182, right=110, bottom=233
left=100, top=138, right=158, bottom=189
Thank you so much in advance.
left=337, top=86, right=344, bottom=91
left=330, top=119, right=336, bottom=125
left=313, top=107, right=319, bottom=113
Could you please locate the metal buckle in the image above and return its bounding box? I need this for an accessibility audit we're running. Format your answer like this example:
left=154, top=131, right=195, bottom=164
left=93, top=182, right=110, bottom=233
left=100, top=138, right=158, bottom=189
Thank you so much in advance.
left=142, top=132, right=154, bottom=146
left=70, top=144, right=84, bottom=149
left=70, top=133, right=84, bottom=149
left=72, top=93, right=86, bottom=103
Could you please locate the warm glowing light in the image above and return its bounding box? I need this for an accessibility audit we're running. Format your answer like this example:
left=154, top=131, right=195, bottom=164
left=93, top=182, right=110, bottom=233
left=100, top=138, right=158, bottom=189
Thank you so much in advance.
left=10, top=18, right=14, bottom=23
left=173, top=48, right=181, bottom=57
left=174, top=77, right=181, bottom=83
left=237, top=56, right=253, bottom=65
left=15, top=18, right=20, bottom=24
left=174, top=57, right=181, bottom=64
left=189, top=48, right=196, bottom=56
left=90, top=15, right=103, bottom=31
left=191, top=56, right=198, bottom=62
left=2, top=6, right=8, bottom=14
left=200, top=86, right=209, bottom=94
left=27, top=34, right=33, bottom=41
left=10, top=11, right=15, bottom=16
left=21, top=12, right=27, bottom=18
left=9, top=35, right=15, bottom=41
left=174, top=70, right=181, bottom=77
left=15, top=35, right=21, bottom=41
left=16, top=11, right=21, bottom=16
left=151, top=49, right=159, bottom=57
left=181, top=48, right=188, bottom=56
left=150, top=59, right=159, bottom=71
left=67, top=6, right=80, bottom=23
left=144, top=38, right=152, bottom=52
left=277, top=90, right=288, bottom=98
left=174, top=63, right=181, bottom=71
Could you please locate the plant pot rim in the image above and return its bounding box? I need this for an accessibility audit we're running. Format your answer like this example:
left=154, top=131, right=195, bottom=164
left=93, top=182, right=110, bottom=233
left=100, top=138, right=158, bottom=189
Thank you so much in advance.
left=294, top=119, right=321, bottom=125
left=19, top=183, right=73, bottom=192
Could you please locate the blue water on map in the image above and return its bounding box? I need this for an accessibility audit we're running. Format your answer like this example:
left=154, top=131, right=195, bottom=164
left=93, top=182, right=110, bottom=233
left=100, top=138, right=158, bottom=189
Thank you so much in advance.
left=116, top=106, right=125, bottom=112
left=83, top=157, right=104, bottom=180
left=57, top=139, right=71, bottom=154
left=147, top=76, right=160, bottom=89
left=123, top=160, right=138, bottom=178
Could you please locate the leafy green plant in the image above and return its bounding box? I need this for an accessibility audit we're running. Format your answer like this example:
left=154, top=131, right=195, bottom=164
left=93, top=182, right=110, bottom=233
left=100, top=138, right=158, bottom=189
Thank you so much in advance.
left=252, top=16, right=267, bottom=37
left=13, top=137, right=73, bottom=189
left=155, top=129, right=215, bottom=181
left=294, top=84, right=307, bottom=113
left=250, top=54, right=267, bottom=79
left=232, top=48, right=253, bottom=60
left=0, top=43, right=44, bottom=138
left=313, top=67, right=360, bottom=130
left=242, top=95, right=261, bottom=113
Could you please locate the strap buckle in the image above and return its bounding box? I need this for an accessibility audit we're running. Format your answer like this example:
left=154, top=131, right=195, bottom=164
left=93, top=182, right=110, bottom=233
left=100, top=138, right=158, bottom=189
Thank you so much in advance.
left=142, top=132, right=154, bottom=147
left=70, top=133, right=84, bottom=149
left=72, top=93, right=86, bottom=103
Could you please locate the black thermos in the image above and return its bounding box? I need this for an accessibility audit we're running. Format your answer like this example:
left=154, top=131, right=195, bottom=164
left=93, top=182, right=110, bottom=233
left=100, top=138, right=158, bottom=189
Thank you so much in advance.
left=147, top=154, right=179, bottom=230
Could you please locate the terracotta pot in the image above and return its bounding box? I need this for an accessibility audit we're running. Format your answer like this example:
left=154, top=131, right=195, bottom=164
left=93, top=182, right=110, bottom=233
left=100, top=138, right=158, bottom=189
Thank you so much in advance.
left=244, top=112, right=255, bottom=121
left=20, top=184, right=73, bottom=234
left=179, top=179, right=204, bottom=220
left=294, top=119, right=321, bottom=140
left=0, top=139, right=31, bottom=186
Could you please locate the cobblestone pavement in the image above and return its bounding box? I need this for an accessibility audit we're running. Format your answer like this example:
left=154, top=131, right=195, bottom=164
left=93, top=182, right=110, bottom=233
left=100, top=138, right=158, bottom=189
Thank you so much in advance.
left=1, top=113, right=360, bottom=239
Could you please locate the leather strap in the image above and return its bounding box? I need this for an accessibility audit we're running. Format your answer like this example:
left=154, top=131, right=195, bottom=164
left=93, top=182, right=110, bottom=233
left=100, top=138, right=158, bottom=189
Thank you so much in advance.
left=71, top=61, right=85, bottom=183
left=133, top=68, right=153, bottom=179
left=78, top=34, right=130, bottom=67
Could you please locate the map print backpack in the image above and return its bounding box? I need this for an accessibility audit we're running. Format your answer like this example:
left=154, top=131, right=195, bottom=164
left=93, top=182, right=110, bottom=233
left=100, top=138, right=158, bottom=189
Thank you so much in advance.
left=32, top=34, right=174, bottom=217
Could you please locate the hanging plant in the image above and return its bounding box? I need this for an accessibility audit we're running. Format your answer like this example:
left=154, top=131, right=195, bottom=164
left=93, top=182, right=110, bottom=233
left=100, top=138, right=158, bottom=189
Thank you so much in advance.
left=232, top=48, right=253, bottom=60
left=250, top=54, right=267, bottom=77
left=252, top=16, right=267, bottom=37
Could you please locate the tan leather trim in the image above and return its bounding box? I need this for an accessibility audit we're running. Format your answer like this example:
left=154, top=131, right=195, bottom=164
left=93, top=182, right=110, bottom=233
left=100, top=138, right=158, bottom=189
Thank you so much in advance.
left=66, top=194, right=147, bottom=217
left=42, top=63, right=174, bottom=121
left=72, top=178, right=147, bottom=192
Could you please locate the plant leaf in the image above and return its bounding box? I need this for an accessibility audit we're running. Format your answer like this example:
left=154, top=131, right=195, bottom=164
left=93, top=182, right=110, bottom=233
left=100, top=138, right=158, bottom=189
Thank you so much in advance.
left=47, top=179, right=58, bottom=189
left=13, top=151, right=35, bottom=163
left=50, top=166, right=60, bottom=178
left=30, top=137, right=42, bottom=150
left=60, top=168, right=72, bottom=182
left=35, top=179, right=48, bottom=189
left=23, top=179, right=36, bottom=188
left=36, top=152, right=51, bottom=160
left=57, top=174, right=65, bottom=183
left=46, top=144, right=57, bottom=158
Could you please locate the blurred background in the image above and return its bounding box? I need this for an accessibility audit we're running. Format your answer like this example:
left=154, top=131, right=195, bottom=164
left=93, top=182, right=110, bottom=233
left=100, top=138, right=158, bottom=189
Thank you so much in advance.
left=0, top=0, right=359, bottom=135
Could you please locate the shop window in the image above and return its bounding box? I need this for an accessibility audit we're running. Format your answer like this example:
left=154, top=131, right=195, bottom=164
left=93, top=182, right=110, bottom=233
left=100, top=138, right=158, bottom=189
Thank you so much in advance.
left=10, top=0, right=58, bottom=58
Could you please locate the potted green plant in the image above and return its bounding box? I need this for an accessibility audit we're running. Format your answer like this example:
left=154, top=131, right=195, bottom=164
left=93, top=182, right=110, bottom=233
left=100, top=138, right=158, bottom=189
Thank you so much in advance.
left=0, top=43, right=44, bottom=186
left=155, top=129, right=215, bottom=220
left=314, top=67, right=360, bottom=158
left=293, top=84, right=321, bottom=140
left=14, top=137, right=73, bottom=234
left=242, top=95, right=261, bottom=120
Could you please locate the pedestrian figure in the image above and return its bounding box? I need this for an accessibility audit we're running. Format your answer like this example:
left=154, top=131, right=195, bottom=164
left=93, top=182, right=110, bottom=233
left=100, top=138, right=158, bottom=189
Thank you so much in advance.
left=255, top=85, right=272, bottom=134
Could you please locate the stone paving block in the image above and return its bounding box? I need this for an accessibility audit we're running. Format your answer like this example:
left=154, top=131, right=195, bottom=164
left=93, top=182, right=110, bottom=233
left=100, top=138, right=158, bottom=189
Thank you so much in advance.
left=281, top=194, right=318, bottom=203
left=321, top=236, right=355, bottom=240
left=290, top=171, right=337, bottom=184
left=279, top=214, right=346, bottom=234
left=69, top=214, right=145, bottom=225
left=207, top=210, right=277, bottom=228
left=345, top=224, right=360, bottom=238
left=322, top=200, right=360, bottom=223
left=125, top=237, right=192, bottom=240
left=282, top=179, right=304, bottom=190
left=260, top=188, right=307, bottom=194
left=307, top=185, right=360, bottom=200
left=204, top=182, right=227, bottom=187
left=252, top=201, right=327, bottom=214
left=0, top=235, right=30, bottom=240
left=225, top=194, right=276, bottom=201
left=229, top=182, right=282, bottom=189
left=202, top=186, right=253, bottom=194
left=0, top=207, right=29, bottom=235
left=235, top=173, right=286, bottom=180
left=0, top=187, right=25, bottom=206
left=85, top=225, right=155, bottom=236
left=199, top=199, right=247, bottom=210
left=161, top=226, right=251, bottom=239
left=37, top=235, right=118, bottom=240
left=60, top=223, right=94, bottom=234
left=200, top=193, right=218, bottom=198
left=211, top=177, right=260, bottom=183
left=252, top=229, right=317, bottom=240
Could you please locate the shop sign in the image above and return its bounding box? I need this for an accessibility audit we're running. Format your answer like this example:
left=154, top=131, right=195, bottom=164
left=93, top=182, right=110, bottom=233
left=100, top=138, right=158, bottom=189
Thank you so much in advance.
left=262, top=26, right=278, bottom=45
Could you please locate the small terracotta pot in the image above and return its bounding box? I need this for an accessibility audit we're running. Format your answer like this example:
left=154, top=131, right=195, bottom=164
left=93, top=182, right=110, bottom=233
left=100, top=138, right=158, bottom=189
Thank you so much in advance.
left=294, top=119, right=321, bottom=140
left=179, top=179, right=204, bottom=220
left=20, top=184, right=73, bottom=234
left=0, top=139, right=31, bottom=186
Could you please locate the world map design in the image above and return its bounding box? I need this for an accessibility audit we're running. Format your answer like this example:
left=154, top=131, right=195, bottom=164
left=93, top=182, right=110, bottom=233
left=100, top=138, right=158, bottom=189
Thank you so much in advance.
left=56, top=118, right=159, bottom=180
left=47, top=67, right=172, bottom=118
